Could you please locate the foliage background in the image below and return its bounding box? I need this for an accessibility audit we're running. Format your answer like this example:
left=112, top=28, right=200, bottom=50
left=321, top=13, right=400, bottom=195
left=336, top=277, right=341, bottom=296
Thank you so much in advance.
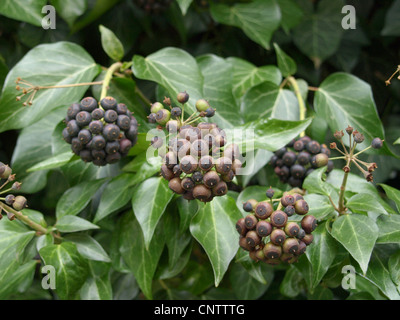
left=0, top=0, right=399, bottom=300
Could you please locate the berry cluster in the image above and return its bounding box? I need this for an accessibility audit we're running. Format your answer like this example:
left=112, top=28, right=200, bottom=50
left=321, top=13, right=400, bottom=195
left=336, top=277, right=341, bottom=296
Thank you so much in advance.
left=134, top=0, right=172, bottom=14
left=236, top=189, right=316, bottom=265
left=0, top=163, right=27, bottom=220
left=63, top=96, right=138, bottom=167
left=270, top=136, right=332, bottom=188
left=149, top=92, right=241, bottom=202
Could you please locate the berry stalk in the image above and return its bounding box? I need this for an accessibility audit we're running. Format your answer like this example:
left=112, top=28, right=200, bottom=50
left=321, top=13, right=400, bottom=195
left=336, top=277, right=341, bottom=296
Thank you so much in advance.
left=287, top=76, right=306, bottom=137
left=0, top=201, right=48, bottom=235
left=100, top=62, right=123, bottom=101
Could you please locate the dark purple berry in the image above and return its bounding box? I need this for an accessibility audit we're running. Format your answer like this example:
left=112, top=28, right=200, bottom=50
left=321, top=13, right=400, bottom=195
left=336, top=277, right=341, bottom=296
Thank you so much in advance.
left=80, top=97, right=97, bottom=112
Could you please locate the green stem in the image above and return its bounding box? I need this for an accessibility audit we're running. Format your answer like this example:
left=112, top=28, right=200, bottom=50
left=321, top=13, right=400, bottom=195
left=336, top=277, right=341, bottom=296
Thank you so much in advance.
left=287, top=76, right=306, bottom=136
left=0, top=202, right=48, bottom=235
left=338, top=168, right=349, bottom=215
left=100, top=62, right=123, bottom=101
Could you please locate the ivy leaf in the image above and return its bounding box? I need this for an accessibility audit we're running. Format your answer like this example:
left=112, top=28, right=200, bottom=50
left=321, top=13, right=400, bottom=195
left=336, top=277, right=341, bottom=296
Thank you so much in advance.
left=0, top=220, right=35, bottom=297
left=241, top=81, right=299, bottom=122
left=118, top=212, right=165, bottom=300
left=55, top=215, right=99, bottom=233
left=305, top=222, right=338, bottom=289
left=39, top=242, right=89, bottom=300
left=381, top=0, right=400, bottom=36
left=51, top=0, right=87, bottom=27
left=0, top=260, right=36, bottom=299
left=80, top=261, right=112, bottom=300
left=346, top=193, right=389, bottom=216
left=210, top=0, right=281, bottom=50
left=292, top=0, right=344, bottom=64
left=99, top=25, right=124, bottom=61
left=56, top=179, right=106, bottom=219
left=175, top=0, right=192, bottom=15
left=376, top=215, right=400, bottom=244
left=232, top=117, right=312, bottom=153
left=280, top=266, right=303, bottom=298
left=0, top=42, right=99, bottom=132
left=331, top=214, right=378, bottom=274
left=226, top=57, right=281, bottom=100
left=190, top=196, right=242, bottom=287
left=0, top=0, right=46, bottom=26
left=94, top=173, right=136, bottom=223
left=132, top=47, right=203, bottom=118
left=277, top=0, right=303, bottom=32
left=176, top=196, right=199, bottom=234
left=379, top=184, right=400, bottom=212
left=132, top=177, right=174, bottom=249
left=273, top=43, right=297, bottom=77
left=26, top=152, right=74, bottom=172
left=197, top=54, right=240, bottom=128
left=314, top=72, right=393, bottom=156
left=64, top=234, right=111, bottom=263
left=303, top=166, right=339, bottom=204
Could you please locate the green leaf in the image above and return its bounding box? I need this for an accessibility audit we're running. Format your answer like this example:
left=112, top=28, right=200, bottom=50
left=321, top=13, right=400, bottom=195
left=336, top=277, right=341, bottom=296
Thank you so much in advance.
left=305, top=221, right=338, bottom=289
left=27, top=152, right=74, bottom=172
left=80, top=261, right=112, bottom=300
left=190, top=196, right=242, bottom=286
left=388, top=251, right=400, bottom=288
left=232, top=117, right=312, bottom=153
left=176, top=196, right=199, bottom=234
left=314, top=73, right=392, bottom=155
left=280, top=266, right=303, bottom=298
left=51, top=0, right=87, bottom=27
left=197, top=54, right=240, bottom=128
left=55, top=215, right=99, bottom=233
left=242, top=149, right=273, bottom=187
left=303, top=166, right=339, bottom=204
left=376, top=215, right=400, bottom=244
left=241, top=81, right=299, bottom=122
left=122, top=153, right=162, bottom=185
left=112, top=273, right=139, bottom=300
left=52, top=121, right=72, bottom=155
left=132, top=47, right=203, bottom=117
left=0, top=42, right=99, bottom=132
left=131, top=177, right=174, bottom=249
left=99, top=25, right=124, bottom=61
left=302, top=194, right=335, bottom=221
left=56, top=179, right=105, bottom=219
left=277, top=0, right=303, bottom=32
left=64, top=234, right=111, bottom=263
left=307, top=285, right=334, bottom=300
left=94, top=173, right=136, bottom=223
left=230, top=263, right=273, bottom=300
left=176, top=0, right=193, bottom=15
left=331, top=214, right=378, bottom=274
left=381, top=0, right=400, bottom=36
left=0, top=220, right=35, bottom=298
left=0, top=0, right=46, bottom=26
left=235, top=250, right=267, bottom=284
left=292, top=0, right=344, bottom=64
left=226, top=57, right=281, bottom=100
left=359, top=248, right=400, bottom=300
left=118, top=211, right=165, bottom=300
left=210, top=0, right=281, bottom=50
left=346, top=193, right=388, bottom=216
left=379, top=184, right=400, bottom=212
left=0, top=260, right=36, bottom=299
left=39, top=242, right=89, bottom=300
left=178, top=261, right=214, bottom=295
left=273, top=43, right=297, bottom=77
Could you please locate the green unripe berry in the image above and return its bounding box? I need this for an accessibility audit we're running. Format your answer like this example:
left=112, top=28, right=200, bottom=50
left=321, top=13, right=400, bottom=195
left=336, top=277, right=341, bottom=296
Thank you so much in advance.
left=150, top=102, right=164, bottom=114
left=195, top=99, right=210, bottom=112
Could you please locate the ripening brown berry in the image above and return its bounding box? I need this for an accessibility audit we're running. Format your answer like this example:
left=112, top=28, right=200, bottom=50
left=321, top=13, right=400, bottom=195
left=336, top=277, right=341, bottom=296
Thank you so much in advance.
left=193, top=184, right=212, bottom=202
left=281, top=194, right=295, bottom=207
left=270, top=228, right=286, bottom=245
left=180, top=155, right=198, bottom=174
left=243, top=199, right=258, bottom=212
left=302, top=233, right=314, bottom=245
left=282, top=238, right=299, bottom=255
left=263, top=242, right=282, bottom=260
left=212, top=181, right=228, bottom=196
left=254, top=201, right=273, bottom=219
left=203, top=171, right=220, bottom=188
left=239, top=236, right=252, bottom=251
left=284, top=222, right=300, bottom=237
left=294, top=199, right=309, bottom=215
left=160, top=164, right=175, bottom=180
left=168, top=177, right=185, bottom=194
left=301, top=215, right=318, bottom=234
left=270, top=210, right=288, bottom=228
left=244, top=214, right=258, bottom=230
left=245, top=230, right=261, bottom=248
left=215, top=157, right=232, bottom=175
left=256, top=220, right=272, bottom=237
left=236, top=218, right=247, bottom=236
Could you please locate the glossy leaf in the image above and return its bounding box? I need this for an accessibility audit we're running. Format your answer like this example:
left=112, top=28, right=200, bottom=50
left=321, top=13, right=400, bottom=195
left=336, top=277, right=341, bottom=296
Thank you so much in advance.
left=51, top=0, right=87, bottom=27
left=64, top=234, right=111, bottom=263
left=131, top=177, right=174, bottom=249
left=190, top=196, right=242, bottom=286
left=56, top=179, right=105, bottom=219
left=0, top=0, right=46, bottom=26
left=273, top=43, right=297, bottom=77
left=80, top=261, right=112, bottom=300
left=39, top=242, right=89, bottom=300
left=379, top=184, right=400, bottom=212
left=210, top=0, right=281, bottom=50
left=0, top=42, right=99, bottom=132
left=376, top=215, right=400, bottom=244
left=99, top=25, right=124, bottom=61
left=55, top=215, right=99, bottom=233
left=118, top=211, right=165, bottom=300
left=331, top=214, right=378, bottom=274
